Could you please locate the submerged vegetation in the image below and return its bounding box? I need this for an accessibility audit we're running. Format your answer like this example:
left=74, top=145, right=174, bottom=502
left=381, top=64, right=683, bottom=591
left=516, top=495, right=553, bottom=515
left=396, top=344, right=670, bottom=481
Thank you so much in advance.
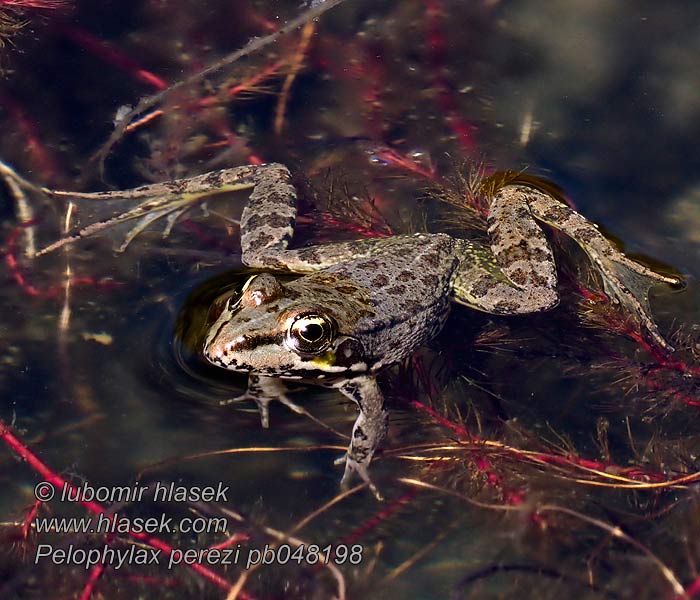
left=0, top=1, right=699, bottom=599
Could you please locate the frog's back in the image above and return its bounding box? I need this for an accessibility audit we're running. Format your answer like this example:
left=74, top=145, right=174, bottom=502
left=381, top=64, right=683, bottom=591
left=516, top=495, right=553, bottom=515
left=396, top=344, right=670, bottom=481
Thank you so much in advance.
left=325, top=233, right=459, bottom=369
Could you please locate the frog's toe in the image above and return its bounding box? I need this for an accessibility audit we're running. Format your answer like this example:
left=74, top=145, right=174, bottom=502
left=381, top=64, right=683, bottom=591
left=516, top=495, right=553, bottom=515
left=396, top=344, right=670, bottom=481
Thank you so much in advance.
left=340, top=455, right=383, bottom=501
left=275, top=394, right=305, bottom=416
left=219, top=393, right=271, bottom=428
left=253, top=398, right=272, bottom=429
left=219, top=392, right=254, bottom=407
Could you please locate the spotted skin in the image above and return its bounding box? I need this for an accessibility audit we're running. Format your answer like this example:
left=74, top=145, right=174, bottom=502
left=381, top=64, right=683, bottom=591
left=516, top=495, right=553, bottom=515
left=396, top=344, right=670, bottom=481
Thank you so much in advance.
left=197, top=165, right=681, bottom=496
left=523, top=186, right=678, bottom=351
left=12, top=162, right=679, bottom=496
left=333, top=376, right=387, bottom=499
left=33, top=166, right=263, bottom=256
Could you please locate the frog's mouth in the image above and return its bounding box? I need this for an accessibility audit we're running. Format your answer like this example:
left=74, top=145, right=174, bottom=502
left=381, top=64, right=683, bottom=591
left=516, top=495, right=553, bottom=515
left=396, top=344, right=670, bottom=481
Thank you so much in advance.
left=203, top=330, right=369, bottom=379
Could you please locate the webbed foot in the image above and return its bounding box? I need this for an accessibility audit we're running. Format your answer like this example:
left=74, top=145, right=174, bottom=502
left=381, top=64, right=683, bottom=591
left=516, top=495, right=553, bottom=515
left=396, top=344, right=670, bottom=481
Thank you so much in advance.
left=522, top=184, right=682, bottom=353
left=336, top=453, right=383, bottom=501
left=221, top=374, right=302, bottom=428
left=6, top=164, right=283, bottom=257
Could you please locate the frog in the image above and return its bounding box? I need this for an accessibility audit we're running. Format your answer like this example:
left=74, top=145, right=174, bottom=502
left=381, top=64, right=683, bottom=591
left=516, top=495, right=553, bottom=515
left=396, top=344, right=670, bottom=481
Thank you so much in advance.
left=192, top=164, right=680, bottom=497
left=0, top=161, right=681, bottom=498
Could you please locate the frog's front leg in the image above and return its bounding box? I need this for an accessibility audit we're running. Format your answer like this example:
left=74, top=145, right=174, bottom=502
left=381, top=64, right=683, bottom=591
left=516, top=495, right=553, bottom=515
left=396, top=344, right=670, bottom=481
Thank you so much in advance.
left=334, top=376, right=388, bottom=500
left=225, top=373, right=304, bottom=429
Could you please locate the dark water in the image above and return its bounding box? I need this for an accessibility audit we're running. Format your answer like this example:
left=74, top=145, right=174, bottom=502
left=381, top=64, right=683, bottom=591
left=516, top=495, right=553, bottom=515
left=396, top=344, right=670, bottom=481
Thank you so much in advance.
left=1, top=1, right=699, bottom=599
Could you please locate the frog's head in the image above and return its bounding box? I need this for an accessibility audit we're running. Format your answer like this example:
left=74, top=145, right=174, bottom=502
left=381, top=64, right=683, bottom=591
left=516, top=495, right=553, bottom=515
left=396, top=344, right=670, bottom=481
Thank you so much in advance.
left=203, top=273, right=370, bottom=378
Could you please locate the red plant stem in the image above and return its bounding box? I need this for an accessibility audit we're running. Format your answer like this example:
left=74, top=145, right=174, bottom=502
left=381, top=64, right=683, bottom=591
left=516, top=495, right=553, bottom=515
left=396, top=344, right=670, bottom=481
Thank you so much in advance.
left=424, top=0, right=476, bottom=151
left=679, top=577, right=700, bottom=599
left=61, top=26, right=168, bottom=90
left=226, top=60, right=284, bottom=98
left=409, top=387, right=525, bottom=502
left=409, top=398, right=687, bottom=484
left=341, top=490, right=417, bottom=545
left=411, top=356, right=441, bottom=402
left=0, top=418, right=236, bottom=594
left=601, top=310, right=700, bottom=387
left=360, top=43, right=386, bottom=140
left=3, top=227, right=120, bottom=299
left=21, top=500, right=41, bottom=539
left=245, top=7, right=278, bottom=33
left=124, top=109, right=165, bottom=133
left=369, top=146, right=438, bottom=181
left=205, top=117, right=265, bottom=166
left=652, top=355, right=700, bottom=379
left=647, top=382, right=700, bottom=409
left=410, top=399, right=471, bottom=439
left=316, top=213, right=393, bottom=239
left=1, top=93, right=62, bottom=184
left=79, top=562, right=106, bottom=600
left=0, top=1, right=67, bottom=7
left=123, top=60, right=285, bottom=139
left=5, top=230, right=47, bottom=297
left=208, top=532, right=249, bottom=551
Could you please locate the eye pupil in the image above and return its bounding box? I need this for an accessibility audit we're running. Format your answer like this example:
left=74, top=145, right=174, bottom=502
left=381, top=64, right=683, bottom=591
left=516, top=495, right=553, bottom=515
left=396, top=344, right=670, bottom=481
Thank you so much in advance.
left=300, top=322, right=324, bottom=342
left=287, top=313, right=335, bottom=355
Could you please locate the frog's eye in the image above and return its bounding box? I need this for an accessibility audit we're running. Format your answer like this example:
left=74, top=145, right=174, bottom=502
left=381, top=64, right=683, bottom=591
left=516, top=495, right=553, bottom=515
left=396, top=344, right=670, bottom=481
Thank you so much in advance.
left=286, top=313, right=335, bottom=355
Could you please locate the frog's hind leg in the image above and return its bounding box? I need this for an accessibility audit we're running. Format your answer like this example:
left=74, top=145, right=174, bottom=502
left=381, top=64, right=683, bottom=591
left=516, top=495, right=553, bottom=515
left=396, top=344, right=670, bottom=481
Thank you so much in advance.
left=451, top=186, right=560, bottom=315
left=239, top=166, right=400, bottom=273
left=28, top=164, right=281, bottom=256
left=239, top=164, right=298, bottom=269
left=521, top=185, right=681, bottom=353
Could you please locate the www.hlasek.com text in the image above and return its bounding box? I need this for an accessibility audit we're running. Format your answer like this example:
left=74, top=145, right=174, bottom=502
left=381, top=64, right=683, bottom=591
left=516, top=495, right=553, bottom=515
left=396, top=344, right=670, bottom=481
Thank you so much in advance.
left=34, top=511, right=228, bottom=535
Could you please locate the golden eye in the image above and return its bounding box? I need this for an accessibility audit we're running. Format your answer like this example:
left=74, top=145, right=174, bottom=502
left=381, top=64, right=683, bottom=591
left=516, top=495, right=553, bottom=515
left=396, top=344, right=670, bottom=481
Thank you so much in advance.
left=287, top=313, right=335, bottom=355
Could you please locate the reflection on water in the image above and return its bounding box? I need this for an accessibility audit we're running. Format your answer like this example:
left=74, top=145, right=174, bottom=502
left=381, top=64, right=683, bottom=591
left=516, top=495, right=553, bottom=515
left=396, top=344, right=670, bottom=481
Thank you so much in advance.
left=0, top=1, right=699, bottom=599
